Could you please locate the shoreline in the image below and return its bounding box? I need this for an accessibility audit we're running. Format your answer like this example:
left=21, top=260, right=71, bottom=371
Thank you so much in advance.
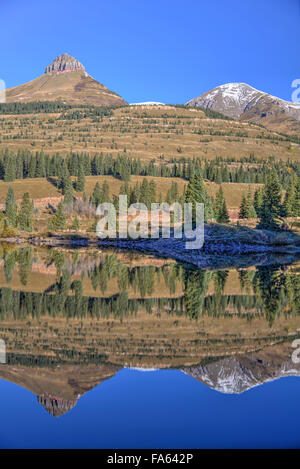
left=1, top=223, right=300, bottom=269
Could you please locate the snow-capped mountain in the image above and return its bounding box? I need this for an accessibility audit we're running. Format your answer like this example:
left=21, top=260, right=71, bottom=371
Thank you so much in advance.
left=182, top=348, right=300, bottom=394
left=185, top=82, right=300, bottom=122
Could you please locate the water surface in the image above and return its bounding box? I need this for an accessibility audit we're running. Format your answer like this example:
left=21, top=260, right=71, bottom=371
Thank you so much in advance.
left=0, top=245, right=299, bottom=448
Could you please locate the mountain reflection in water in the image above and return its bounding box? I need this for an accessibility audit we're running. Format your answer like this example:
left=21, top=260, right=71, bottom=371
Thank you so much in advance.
left=0, top=244, right=299, bottom=419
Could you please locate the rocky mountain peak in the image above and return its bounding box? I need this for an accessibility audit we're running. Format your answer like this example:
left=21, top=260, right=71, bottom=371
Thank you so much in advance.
left=37, top=394, right=79, bottom=417
left=45, top=53, right=85, bottom=74
left=186, top=82, right=300, bottom=122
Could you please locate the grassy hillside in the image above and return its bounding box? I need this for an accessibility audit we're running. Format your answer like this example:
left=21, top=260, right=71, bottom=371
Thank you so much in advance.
left=0, top=175, right=263, bottom=210
left=6, top=70, right=125, bottom=106
left=0, top=104, right=299, bottom=163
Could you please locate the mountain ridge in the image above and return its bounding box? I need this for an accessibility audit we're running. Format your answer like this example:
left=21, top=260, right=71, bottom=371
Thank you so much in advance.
left=185, top=82, right=300, bottom=134
left=6, top=53, right=126, bottom=107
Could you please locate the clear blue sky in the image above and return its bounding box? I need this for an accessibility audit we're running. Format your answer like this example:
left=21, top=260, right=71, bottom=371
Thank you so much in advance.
left=0, top=0, right=299, bottom=103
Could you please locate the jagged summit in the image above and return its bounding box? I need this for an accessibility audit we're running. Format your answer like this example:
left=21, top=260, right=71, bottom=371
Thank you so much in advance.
left=45, top=53, right=85, bottom=74
left=6, top=53, right=126, bottom=106
left=37, top=395, right=79, bottom=417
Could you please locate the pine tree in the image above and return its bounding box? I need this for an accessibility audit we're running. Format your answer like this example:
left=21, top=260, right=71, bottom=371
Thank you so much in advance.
left=258, top=170, right=282, bottom=230
left=214, top=187, right=230, bottom=223
left=63, top=170, right=73, bottom=205
left=4, top=156, right=17, bottom=182
left=253, top=187, right=264, bottom=217
left=5, top=187, right=17, bottom=226
left=185, top=175, right=213, bottom=222
left=140, top=179, right=151, bottom=208
left=76, top=163, right=85, bottom=192
left=18, top=192, right=33, bottom=231
left=149, top=180, right=157, bottom=204
left=119, top=160, right=131, bottom=182
left=35, top=153, right=46, bottom=178
left=247, top=191, right=257, bottom=218
left=49, top=202, right=67, bottom=230
left=218, top=199, right=230, bottom=223
left=240, top=187, right=256, bottom=219
left=101, top=181, right=110, bottom=203
left=239, top=194, right=248, bottom=219
left=90, top=182, right=102, bottom=206
left=283, top=174, right=297, bottom=217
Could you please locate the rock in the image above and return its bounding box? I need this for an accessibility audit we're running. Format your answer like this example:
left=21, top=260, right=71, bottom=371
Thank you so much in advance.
left=45, top=53, right=85, bottom=74
left=37, top=394, right=78, bottom=417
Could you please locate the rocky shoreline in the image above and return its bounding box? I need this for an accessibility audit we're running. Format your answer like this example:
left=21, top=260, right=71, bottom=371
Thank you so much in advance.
left=1, top=224, right=300, bottom=269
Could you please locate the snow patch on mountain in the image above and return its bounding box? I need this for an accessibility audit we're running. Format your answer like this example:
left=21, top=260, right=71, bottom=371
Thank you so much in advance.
left=186, top=82, right=300, bottom=120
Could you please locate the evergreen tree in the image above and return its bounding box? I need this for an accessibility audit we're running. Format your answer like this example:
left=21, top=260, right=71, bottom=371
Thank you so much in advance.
left=63, top=170, right=73, bottom=205
left=258, top=170, right=282, bottom=230
left=35, top=153, right=46, bottom=178
left=101, top=181, right=110, bottom=203
left=48, top=202, right=67, bottom=230
left=4, top=156, right=16, bottom=182
left=76, top=163, right=85, bottom=192
left=239, top=188, right=257, bottom=219
left=217, top=199, right=230, bottom=223
left=239, top=194, right=248, bottom=219
left=214, top=187, right=229, bottom=222
left=283, top=174, right=297, bottom=217
left=5, top=187, right=17, bottom=226
left=18, top=192, right=33, bottom=231
left=90, top=182, right=102, bottom=206
left=185, top=175, right=213, bottom=222
left=119, top=160, right=131, bottom=182
left=253, top=187, right=264, bottom=217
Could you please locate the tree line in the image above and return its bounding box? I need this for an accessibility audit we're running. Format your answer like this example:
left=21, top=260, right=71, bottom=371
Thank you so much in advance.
left=0, top=149, right=299, bottom=188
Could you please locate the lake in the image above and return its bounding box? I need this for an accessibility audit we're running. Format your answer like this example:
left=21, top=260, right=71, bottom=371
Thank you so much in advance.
left=0, top=244, right=299, bottom=448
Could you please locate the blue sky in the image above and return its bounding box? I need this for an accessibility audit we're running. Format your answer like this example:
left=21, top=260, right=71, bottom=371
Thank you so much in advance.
left=0, top=0, right=299, bottom=103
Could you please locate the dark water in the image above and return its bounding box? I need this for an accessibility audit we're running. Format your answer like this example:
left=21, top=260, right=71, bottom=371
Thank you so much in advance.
left=0, top=245, right=299, bottom=448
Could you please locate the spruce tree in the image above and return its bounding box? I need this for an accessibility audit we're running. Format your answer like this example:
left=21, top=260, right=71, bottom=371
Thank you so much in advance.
left=253, top=187, right=264, bottom=217
left=239, top=194, right=248, bottom=219
left=258, top=170, right=282, bottom=230
left=4, top=156, right=17, bottom=182
left=244, top=187, right=256, bottom=218
left=101, top=181, right=110, bottom=203
left=49, top=202, right=67, bottom=230
left=63, top=170, right=73, bottom=205
left=18, top=192, right=33, bottom=231
left=218, top=199, right=230, bottom=223
left=283, top=175, right=297, bottom=217
left=214, top=187, right=230, bottom=223
left=76, top=163, right=85, bottom=192
left=35, top=153, right=46, bottom=178
left=185, top=175, right=213, bottom=222
left=90, top=182, right=102, bottom=206
left=5, top=187, right=17, bottom=226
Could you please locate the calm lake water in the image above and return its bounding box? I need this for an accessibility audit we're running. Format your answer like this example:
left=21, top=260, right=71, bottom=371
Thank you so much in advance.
left=0, top=245, right=299, bottom=448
